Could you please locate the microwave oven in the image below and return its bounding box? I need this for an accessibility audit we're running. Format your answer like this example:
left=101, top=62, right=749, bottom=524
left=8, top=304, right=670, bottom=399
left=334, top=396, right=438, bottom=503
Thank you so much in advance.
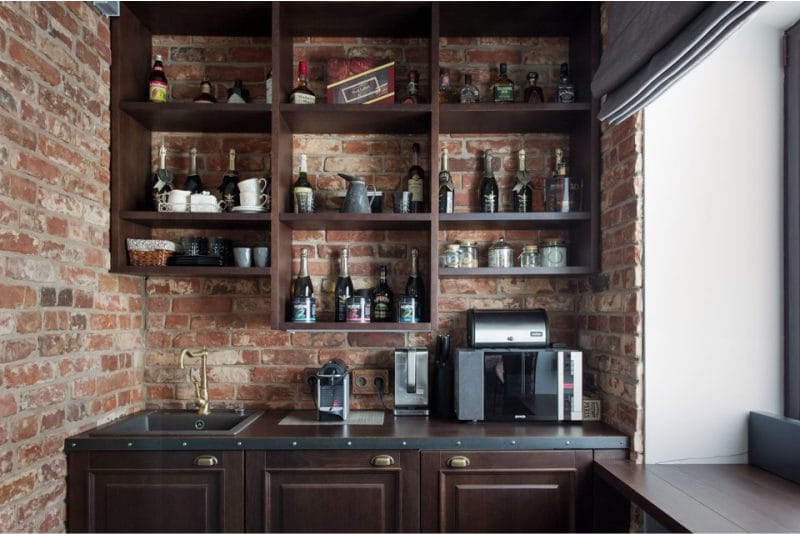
left=454, top=348, right=583, bottom=422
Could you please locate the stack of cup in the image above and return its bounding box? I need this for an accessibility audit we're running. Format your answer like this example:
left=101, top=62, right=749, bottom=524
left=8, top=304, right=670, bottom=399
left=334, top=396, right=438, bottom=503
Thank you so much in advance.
left=235, top=177, right=269, bottom=212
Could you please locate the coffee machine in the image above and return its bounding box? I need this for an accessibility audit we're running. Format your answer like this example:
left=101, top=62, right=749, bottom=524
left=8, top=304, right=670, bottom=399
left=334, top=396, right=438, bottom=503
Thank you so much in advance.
left=394, top=348, right=429, bottom=415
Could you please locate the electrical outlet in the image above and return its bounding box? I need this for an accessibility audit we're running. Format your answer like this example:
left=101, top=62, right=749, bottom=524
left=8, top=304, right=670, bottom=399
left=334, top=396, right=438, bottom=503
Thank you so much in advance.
left=302, top=367, right=318, bottom=394
left=351, top=368, right=389, bottom=395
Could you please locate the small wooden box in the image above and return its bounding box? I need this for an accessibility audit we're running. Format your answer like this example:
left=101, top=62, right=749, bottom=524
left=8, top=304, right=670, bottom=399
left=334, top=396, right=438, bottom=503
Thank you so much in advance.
left=326, top=58, right=395, bottom=104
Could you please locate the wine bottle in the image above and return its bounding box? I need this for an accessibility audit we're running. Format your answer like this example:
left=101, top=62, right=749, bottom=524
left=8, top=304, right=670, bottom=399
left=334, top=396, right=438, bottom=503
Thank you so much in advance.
left=184, top=147, right=203, bottom=194
left=218, top=148, right=239, bottom=212
left=371, top=265, right=394, bottom=322
left=334, top=248, right=354, bottom=322
left=438, top=147, right=454, bottom=214
left=147, top=143, right=173, bottom=210
left=290, top=248, right=315, bottom=322
left=405, top=248, right=424, bottom=321
left=407, top=143, right=425, bottom=213
left=512, top=148, right=533, bottom=213
left=480, top=149, right=499, bottom=213
left=291, top=153, right=314, bottom=213
left=148, top=54, right=168, bottom=103
left=289, top=60, right=316, bottom=104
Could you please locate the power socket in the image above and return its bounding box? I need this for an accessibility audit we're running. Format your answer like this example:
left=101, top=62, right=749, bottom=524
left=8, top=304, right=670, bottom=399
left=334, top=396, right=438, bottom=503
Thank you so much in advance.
left=302, top=367, right=318, bottom=394
left=351, top=369, right=389, bottom=395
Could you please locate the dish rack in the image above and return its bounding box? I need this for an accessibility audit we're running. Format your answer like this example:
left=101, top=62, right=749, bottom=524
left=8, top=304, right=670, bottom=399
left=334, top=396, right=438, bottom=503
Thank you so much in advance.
left=126, top=238, right=177, bottom=266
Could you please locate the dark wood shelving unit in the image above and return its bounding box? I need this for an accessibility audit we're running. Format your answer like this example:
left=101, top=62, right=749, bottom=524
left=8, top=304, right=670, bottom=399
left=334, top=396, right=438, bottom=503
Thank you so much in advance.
left=111, top=1, right=600, bottom=332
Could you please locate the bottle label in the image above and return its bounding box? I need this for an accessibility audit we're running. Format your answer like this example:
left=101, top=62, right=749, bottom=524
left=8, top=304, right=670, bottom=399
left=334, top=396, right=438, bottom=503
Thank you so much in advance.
left=558, top=87, right=575, bottom=103
left=441, top=190, right=454, bottom=213
left=373, top=296, right=391, bottom=321
left=290, top=92, right=316, bottom=104
left=149, top=81, right=168, bottom=103
left=482, top=192, right=498, bottom=212
left=408, top=175, right=423, bottom=203
left=291, top=297, right=316, bottom=322
left=493, top=85, right=514, bottom=103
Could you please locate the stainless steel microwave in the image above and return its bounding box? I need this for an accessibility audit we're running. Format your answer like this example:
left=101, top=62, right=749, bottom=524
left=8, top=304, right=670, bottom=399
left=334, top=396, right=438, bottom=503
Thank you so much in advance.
left=454, top=348, right=583, bottom=422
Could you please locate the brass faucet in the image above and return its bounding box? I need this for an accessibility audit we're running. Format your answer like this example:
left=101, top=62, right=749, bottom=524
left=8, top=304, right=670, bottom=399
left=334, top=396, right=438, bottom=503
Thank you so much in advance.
left=180, top=348, right=210, bottom=415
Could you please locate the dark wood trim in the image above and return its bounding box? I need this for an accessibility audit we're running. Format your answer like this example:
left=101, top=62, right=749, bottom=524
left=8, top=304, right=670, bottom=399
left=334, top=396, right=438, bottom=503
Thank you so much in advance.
left=120, top=101, right=271, bottom=133
left=439, top=266, right=593, bottom=277
left=279, top=321, right=431, bottom=332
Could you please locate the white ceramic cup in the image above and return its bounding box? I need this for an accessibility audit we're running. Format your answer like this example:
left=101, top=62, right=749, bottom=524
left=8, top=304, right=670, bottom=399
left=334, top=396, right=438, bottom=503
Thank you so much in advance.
left=239, top=177, right=267, bottom=194
left=253, top=246, right=269, bottom=267
left=239, top=191, right=267, bottom=208
left=168, top=189, right=191, bottom=204
left=189, top=192, right=224, bottom=212
left=233, top=247, right=252, bottom=267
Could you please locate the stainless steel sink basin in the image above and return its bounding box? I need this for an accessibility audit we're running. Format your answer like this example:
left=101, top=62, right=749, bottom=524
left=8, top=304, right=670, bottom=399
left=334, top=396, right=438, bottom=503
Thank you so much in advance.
left=89, top=409, right=264, bottom=436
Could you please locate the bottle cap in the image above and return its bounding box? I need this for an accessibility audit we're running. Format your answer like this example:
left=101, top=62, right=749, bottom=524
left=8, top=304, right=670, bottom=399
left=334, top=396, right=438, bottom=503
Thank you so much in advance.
left=155, top=54, right=163, bottom=61
left=298, top=60, right=308, bottom=76
left=408, top=70, right=419, bottom=82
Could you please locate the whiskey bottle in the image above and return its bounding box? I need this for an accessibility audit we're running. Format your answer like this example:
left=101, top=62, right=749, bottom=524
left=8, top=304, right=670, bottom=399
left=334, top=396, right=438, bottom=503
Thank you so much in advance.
left=184, top=147, right=203, bottom=194
left=217, top=148, right=240, bottom=212
left=407, top=143, right=425, bottom=213
left=291, top=154, right=314, bottom=213
left=290, top=248, right=315, bottom=323
left=289, top=60, right=316, bottom=104
left=438, top=147, right=455, bottom=214
left=226, top=79, right=249, bottom=104
left=148, top=54, right=168, bottom=103
left=459, top=73, right=480, bottom=104
left=545, top=148, right=581, bottom=212
left=401, top=70, right=424, bottom=104
left=371, top=265, right=394, bottom=322
left=479, top=149, right=499, bottom=213
left=438, top=68, right=457, bottom=104
left=491, top=63, right=514, bottom=103
left=556, top=63, right=575, bottom=103
left=193, top=77, right=216, bottom=103
left=405, top=248, right=424, bottom=322
left=334, top=248, right=354, bottom=322
left=524, top=72, right=544, bottom=104
left=512, top=149, right=533, bottom=213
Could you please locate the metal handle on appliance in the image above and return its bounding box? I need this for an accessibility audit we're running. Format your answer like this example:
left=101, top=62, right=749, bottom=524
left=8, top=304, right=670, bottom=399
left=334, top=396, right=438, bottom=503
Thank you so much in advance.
left=194, top=455, right=219, bottom=467
left=446, top=456, right=470, bottom=468
left=370, top=455, right=395, bottom=467
left=406, top=348, right=416, bottom=394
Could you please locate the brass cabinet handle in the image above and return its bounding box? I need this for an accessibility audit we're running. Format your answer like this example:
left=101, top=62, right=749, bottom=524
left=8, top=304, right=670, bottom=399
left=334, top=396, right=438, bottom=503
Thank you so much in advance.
left=194, top=454, right=219, bottom=467
left=447, top=456, right=470, bottom=468
left=370, top=455, right=395, bottom=467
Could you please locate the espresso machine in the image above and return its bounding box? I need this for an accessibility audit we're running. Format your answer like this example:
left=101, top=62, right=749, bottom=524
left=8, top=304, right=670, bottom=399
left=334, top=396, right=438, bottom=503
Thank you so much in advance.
left=394, top=348, right=429, bottom=415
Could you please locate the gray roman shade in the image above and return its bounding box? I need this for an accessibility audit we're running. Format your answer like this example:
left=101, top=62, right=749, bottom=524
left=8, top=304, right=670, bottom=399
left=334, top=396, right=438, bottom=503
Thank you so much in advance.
left=592, top=2, right=763, bottom=124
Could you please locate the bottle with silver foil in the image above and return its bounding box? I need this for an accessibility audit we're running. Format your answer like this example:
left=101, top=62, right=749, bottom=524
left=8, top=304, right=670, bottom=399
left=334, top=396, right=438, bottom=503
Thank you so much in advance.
left=512, top=149, right=533, bottom=212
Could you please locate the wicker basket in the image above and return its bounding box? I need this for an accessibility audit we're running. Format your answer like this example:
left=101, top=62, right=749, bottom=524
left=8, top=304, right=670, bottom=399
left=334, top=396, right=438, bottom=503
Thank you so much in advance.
left=127, top=239, right=177, bottom=267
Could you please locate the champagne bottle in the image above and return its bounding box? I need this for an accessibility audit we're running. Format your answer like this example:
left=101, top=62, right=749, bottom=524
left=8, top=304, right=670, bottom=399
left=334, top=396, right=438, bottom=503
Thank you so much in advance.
left=218, top=148, right=239, bottom=212
left=438, top=147, right=454, bottom=214
left=371, top=265, right=394, bottom=322
left=291, top=154, right=314, bottom=213
left=480, top=149, right=499, bottom=213
left=405, top=248, right=424, bottom=321
left=148, top=54, right=168, bottom=103
left=512, top=149, right=533, bottom=213
left=147, top=143, right=173, bottom=210
left=289, top=60, right=316, bottom=104
left=334, top=248, right=354, bottom=322
left=184, top=147, right=203, bottom=194
left=290, top=248, right=315, bottom=322
left=407, top=143, right=425, bottom=213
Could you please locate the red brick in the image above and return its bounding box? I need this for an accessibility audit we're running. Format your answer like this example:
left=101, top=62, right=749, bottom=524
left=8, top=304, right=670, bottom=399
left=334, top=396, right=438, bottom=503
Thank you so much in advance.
left=0, top=472, right=35, bottom=504
left=0, top=284, right=36, bottom=309
left=347, top=332, right=405, bottom=348
left=4, top=362, right=54, bottom=388
left=172, top=297, right=232, bottom=313
left=173, top=331, right=230, bottom=348
left=0, top=393, right=17, bottom=417
left=11, top=415, right=38, bottom=442
left=72, top=377, right=96, bottom=398
left=1, top=339, right=37, bottom=363
left=20, top=383, right=66, bottom=410
left=0, top=5, right=35, bottom=40
left=8, top=38, right=61, bottom=86
left=40, top=409, right=65, bottom=431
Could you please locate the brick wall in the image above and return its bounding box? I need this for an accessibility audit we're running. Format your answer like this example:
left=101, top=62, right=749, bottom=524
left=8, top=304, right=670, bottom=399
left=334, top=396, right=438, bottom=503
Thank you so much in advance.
left=0, top=3, right=145, bottom=531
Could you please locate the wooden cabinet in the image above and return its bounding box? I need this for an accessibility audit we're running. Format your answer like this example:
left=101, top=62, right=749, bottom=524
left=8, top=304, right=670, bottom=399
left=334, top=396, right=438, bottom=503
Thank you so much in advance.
left=110, top=2, right=600, bottom=331
left=420, top=450, right=594, bottom=533
left=244, top=450, right=420, bottom=532
left=67, top=451, right=244, bottom=533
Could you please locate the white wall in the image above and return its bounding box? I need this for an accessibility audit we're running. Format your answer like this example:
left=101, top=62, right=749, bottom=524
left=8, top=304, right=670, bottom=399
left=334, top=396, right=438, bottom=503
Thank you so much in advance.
left=643, top=4, right=799, bottom=464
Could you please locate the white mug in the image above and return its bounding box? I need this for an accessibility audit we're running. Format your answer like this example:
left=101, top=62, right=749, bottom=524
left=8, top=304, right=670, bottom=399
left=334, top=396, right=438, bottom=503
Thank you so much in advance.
left=240, top=191, right=267, bottom=208
left=189, top=192, right=224, bottom=212
left=168, top=189, right=191, bottom=204
left=239, top=177, right=267, bottom=193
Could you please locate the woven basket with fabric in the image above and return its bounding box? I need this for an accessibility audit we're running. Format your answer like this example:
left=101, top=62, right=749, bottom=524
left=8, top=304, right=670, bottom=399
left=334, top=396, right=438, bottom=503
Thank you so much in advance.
left=127, top=239, right=177, bottom=266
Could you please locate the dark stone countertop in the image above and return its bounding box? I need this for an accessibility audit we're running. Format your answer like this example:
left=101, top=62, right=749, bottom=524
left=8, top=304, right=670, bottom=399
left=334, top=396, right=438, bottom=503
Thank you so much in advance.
left=65, top=409, right=629, bottom=452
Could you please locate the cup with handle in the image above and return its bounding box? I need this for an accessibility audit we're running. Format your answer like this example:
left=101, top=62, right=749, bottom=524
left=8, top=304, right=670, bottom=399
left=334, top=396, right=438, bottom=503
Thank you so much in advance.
left=239, top=191, right=267, bottom=208
left=239, top=177, right=268, bottom=194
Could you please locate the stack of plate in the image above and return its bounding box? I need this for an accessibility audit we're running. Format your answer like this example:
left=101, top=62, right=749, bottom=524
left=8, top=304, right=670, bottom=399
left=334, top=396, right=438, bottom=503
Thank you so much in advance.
left=167, top=255, right=224, bottom=267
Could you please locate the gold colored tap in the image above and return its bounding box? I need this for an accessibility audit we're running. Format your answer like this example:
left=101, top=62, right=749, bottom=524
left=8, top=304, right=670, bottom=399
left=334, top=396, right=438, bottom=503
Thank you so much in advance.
left=179, top=348, right=210, bottom=415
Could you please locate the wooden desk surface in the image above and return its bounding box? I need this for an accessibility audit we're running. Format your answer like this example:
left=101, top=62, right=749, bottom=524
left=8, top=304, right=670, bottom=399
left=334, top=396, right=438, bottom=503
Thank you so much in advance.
left=595, top=459, right=800, bottom=532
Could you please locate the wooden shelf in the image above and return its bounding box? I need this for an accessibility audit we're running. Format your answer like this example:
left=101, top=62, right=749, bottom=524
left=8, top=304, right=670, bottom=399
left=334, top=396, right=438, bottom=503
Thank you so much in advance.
left=126, top=1, right=272, bottom=36
left=439, top=103, right=591, bottom=134
left=279, top=321, right=432, bottom=332
left=440, top=2, right=584, bottom=37
left=121, top=102, right=271, bottom=133
left=279, top=212, right=431, bottom=230
left=439, top=212, right=590, bottom=230
left=116, top=266, right=271, bottom=277
left=279, top=104, right=431, bottom=134
left=121, top=211, right=270, bottom=229
left=279, top=2, right=431, bottom=37
left=439, top=266, right=593, bottom=277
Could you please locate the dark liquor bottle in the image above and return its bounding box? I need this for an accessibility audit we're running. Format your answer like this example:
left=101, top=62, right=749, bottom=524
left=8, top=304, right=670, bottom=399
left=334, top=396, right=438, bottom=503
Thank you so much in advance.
left=438, top=147, right=455, bottom=214
left=524, top=71, right=544, bottom=104
left=184, top=147, right=203, bottom=194
left=407, top=143, right=425, bottom=213
left=147, top=143, right=173, bottom=210
left=480, top=149, right=499, bottom=213
left=217, top=148, right=239, bottom=212
left=371, top=265, right=394, bottom=322
left=556, top=63, right=575, bottom=103
left=491, top=63, right=514, bottom=103
left=401, top=70, right=424, bottom=104
left=334, top=248, right=354, bottom=322
left=148, top=54, right=168, bottom=103
left=227, top=79, right=249, bottom=103
left=290, top=248, right=315, bottom=323
left=512, top=149, right=533, bottom=213
left=193, top=77, right=216, bottom=103
left=405, top=248, right=424, bottom=321
left=289, top=60, right=316, bottom=104
left=291, top=153, right=314, bottom=213
left=545, top=148, right=581, bottom=212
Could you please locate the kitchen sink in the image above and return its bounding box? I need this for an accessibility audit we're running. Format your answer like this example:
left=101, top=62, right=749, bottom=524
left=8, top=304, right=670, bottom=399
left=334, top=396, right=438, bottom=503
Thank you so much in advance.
left=89, top=409, right=264, bottom=436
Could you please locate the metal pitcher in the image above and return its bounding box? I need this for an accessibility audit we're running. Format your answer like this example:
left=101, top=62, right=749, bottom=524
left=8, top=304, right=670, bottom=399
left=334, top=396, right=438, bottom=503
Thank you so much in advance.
left=338, top=174, right=375, bottom=214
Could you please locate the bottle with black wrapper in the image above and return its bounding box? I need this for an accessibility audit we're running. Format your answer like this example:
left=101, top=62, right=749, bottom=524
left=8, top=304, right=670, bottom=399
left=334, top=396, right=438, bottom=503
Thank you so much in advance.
left=334, top=248, right=353, bottom=322
left=371, top=265, right=394, bottom=322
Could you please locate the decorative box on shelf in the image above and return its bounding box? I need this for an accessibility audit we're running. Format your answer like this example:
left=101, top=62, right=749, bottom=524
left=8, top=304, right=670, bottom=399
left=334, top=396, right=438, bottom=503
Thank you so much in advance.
left=326, top=58, right=395, bottom=104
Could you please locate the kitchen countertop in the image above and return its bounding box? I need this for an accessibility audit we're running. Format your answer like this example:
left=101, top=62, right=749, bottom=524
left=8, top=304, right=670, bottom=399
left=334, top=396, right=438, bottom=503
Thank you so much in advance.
left=65, top=409, right=629, bottom=452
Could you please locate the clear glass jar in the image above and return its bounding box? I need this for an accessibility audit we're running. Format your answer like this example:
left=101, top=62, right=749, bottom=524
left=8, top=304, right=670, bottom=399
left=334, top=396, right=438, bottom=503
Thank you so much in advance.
left=540, top=239, right=568, bottom=267
left=458, top=241, right=478, bottom=268
left=519, top=244, right=539, bottom=267
left=488, top=237, right=513, bottom=268
left=440, top=243, right=462, bottom=268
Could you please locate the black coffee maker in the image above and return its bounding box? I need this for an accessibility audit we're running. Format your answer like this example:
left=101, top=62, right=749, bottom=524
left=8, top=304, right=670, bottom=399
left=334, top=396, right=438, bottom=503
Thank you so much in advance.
left=315, top=359, right=350, bottom=422
left=432, top=334, right=454, bottom=419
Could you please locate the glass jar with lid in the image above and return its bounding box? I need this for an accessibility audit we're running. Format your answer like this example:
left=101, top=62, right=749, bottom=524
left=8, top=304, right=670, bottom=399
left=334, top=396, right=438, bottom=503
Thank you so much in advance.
left=458, top=241, right=478, bottom=268
left=440, top=243, right=462, bottom=268
left=519, top=244, right=540, bottom=268
left=488, top=237, right=513, bottom=268
left=540, top=239, right=568, bottom=267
